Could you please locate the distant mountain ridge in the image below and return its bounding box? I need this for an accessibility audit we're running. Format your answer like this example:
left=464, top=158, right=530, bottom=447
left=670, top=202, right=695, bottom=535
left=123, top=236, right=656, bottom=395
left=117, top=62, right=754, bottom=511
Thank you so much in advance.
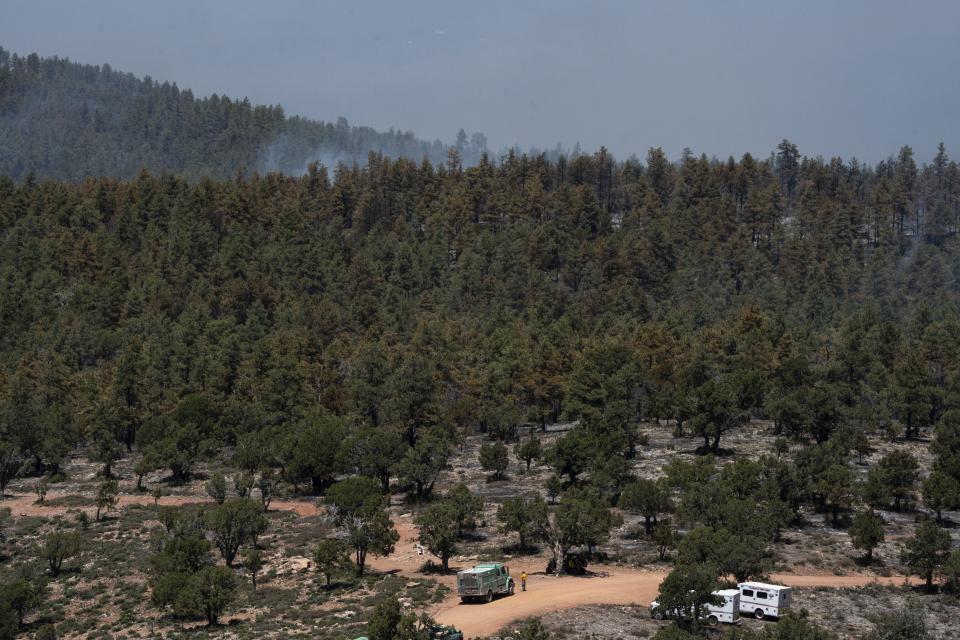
left=0, top=47, right=487, bottom=181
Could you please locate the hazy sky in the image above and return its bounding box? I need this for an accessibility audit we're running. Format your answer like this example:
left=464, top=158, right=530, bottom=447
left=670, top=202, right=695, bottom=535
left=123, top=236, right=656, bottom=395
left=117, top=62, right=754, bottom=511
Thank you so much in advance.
left=2, top=0, right=958, bottom=162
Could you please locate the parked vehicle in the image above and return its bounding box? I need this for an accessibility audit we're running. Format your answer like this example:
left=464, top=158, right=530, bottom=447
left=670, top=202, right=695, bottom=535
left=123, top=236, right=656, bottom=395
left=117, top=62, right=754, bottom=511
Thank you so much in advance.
left=736, top=582, right=792, bottom=620
left=649, top=589, right=741, bottom=625
left=427, top=624, right=464, bottom=640
left=457, top=563, right=515, bottom=603
left=359, top=623, right=463, bottom=640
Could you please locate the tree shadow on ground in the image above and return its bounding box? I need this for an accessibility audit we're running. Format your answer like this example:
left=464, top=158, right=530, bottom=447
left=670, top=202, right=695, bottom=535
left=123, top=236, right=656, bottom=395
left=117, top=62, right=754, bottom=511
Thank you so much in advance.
left=853, top=554, right=885, bottom=568
left=419, top=560, right=460, bottom=575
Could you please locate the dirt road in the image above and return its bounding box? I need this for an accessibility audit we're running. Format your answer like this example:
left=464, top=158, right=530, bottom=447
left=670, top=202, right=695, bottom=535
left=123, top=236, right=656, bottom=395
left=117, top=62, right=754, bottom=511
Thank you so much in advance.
left=428, top=571, right=915, bottom=638
left=367, top=513, right=918, bottom=638
left=2, top=492, right=918, bottom=638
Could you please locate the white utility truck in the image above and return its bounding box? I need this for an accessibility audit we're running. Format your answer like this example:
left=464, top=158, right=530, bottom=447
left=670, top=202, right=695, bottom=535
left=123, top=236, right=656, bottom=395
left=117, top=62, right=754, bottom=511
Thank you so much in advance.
left=649, top=589, right=741, bottom=625
left=736, top=582, right=792, bottom=619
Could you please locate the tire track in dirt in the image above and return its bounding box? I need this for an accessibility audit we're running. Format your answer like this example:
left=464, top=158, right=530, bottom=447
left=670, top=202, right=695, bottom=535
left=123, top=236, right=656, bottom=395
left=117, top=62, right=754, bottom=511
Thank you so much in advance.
left=2, top=494, right=919, bottom=638
left=371, top=514, right=920, bottom=638
left=427, top=571, right=917, bottom=638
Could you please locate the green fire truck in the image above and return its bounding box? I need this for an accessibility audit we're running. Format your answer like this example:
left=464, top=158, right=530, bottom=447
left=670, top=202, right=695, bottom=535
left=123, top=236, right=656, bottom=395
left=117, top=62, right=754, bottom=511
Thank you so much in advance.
left=456, top=563, right=515, bottom=603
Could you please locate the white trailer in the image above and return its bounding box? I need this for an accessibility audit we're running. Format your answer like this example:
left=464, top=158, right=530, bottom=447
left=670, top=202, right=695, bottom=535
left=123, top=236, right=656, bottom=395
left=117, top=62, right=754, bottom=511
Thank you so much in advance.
left=709, top=589, right=741, bottom=624
left=736, top=582, right=792, bottom=620
left=650, top=589, right=741, bottom=626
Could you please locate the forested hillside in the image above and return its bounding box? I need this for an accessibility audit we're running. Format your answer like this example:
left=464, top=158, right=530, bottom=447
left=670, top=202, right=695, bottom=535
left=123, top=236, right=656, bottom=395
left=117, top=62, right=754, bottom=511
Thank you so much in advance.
left=0, top=48, right=488, bottom=181
left=1, top=141, right=959, bottom=479
left=3, top=133, right=960, bottom=638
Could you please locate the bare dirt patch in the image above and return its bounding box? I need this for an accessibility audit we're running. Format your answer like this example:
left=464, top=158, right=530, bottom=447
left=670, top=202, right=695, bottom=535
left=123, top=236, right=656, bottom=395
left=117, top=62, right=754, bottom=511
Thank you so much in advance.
left=2, top=421, right=954, bottom=639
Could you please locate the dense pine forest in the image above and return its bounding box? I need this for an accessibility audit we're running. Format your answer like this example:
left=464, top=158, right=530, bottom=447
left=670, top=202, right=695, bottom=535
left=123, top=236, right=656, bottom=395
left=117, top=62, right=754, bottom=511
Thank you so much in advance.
left=4, top=0, right=960, bottom=632
left=0, top=48, right=489, bottom=181
left=1, top=140, right=959, bottom=484
left=3, top=49, right=960, bottom=639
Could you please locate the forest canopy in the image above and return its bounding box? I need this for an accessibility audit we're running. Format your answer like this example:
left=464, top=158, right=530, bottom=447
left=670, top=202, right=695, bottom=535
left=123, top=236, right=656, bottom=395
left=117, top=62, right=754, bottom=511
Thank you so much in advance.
left=1, top=137, right=959, bottom=481
left=0, top=47, right=488, bottom=181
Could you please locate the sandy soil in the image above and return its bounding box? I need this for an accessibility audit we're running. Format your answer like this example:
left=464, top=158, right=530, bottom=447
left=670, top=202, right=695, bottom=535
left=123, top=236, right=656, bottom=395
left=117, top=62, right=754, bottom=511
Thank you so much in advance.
left=0, top=487, right=922, bottom=639
left=366, top=513, right=919, bottom=638
left=1, top=426, right=939, bottom=639
left=427, top=570, right=916, bottom=638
